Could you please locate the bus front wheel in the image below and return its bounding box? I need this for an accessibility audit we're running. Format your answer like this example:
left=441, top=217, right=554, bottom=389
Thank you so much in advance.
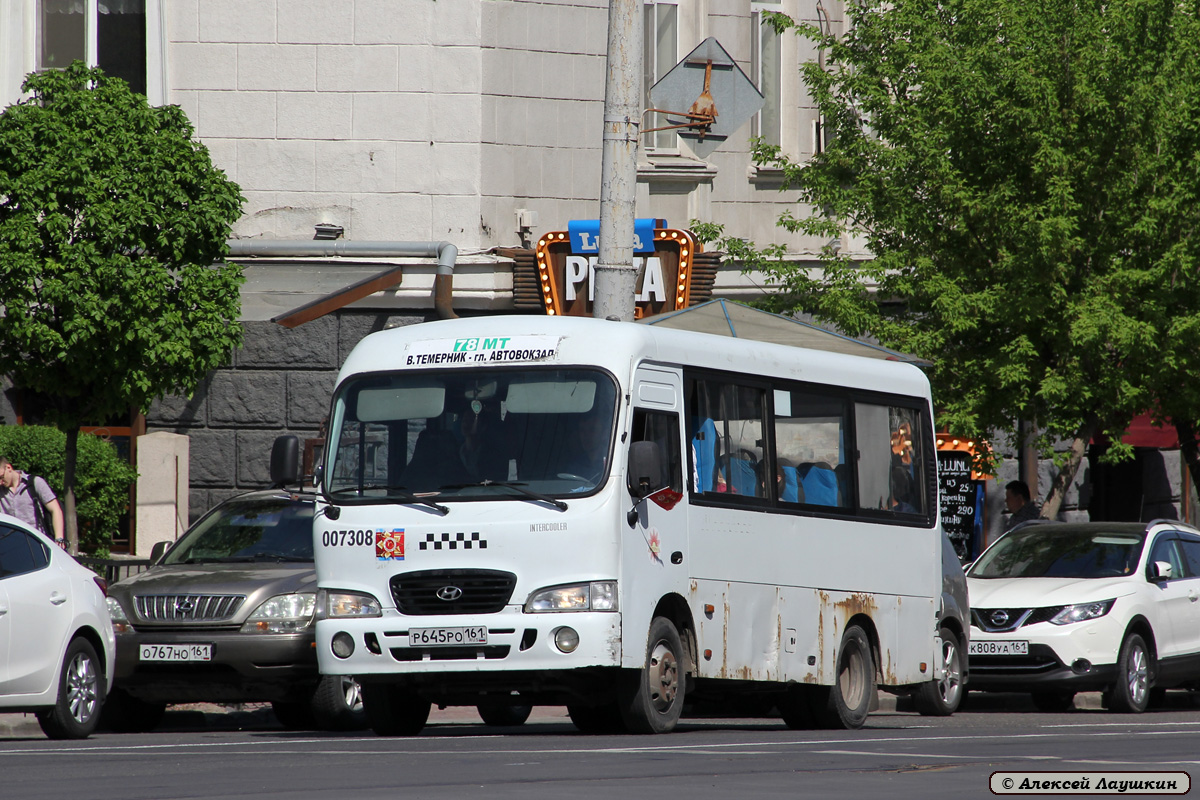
left=361, top=683, right=430, bottom=736
left=618, top=616, right=686, bottom=734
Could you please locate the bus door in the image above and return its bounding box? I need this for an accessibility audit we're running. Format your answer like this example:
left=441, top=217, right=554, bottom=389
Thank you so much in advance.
left=622, top=366, right=688, bottom=662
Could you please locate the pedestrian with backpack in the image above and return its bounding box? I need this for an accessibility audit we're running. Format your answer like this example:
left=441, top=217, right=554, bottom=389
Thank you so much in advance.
left=0, top=454, right=65, bottom=547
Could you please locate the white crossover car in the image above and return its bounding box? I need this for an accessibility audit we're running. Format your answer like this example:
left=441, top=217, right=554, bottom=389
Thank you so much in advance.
left=967, top=520, right=1200, bottom=713
left=0, top=513, right=116, bottom=738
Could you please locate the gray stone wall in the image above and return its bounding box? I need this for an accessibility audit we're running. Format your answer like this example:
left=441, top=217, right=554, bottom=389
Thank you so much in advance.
left=147, top=311, right=428, bottom=522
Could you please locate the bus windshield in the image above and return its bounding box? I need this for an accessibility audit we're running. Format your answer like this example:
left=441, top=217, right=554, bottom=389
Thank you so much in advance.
left=324, top=368, right=619, bottom=502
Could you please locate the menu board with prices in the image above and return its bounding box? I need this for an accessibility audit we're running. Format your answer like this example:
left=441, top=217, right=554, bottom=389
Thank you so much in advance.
left=938, top=451, right=983, bottom=561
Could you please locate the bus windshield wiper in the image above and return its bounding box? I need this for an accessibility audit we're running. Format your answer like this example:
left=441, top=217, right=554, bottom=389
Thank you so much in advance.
left=328, top=485, right=449, bottom=515
left=442, top=480, right=568, bottom=512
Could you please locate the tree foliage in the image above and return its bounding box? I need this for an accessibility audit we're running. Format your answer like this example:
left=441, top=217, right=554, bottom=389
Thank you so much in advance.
left=0, top=62, right=244, bottom=550
left=747, top=0, right=1200, bottom=514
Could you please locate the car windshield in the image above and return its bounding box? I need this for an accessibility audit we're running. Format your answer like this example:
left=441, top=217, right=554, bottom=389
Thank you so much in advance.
left=324, top=367, right=618, bottom=501
left=162, top=496, right=314, bottom=565
left=969, top=527, right=1146, bottom=579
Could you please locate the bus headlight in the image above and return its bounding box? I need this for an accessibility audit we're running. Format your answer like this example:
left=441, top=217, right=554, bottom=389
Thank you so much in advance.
left=322, top=590, right=383, bottom=619
left=525, top=581, right=618, bottom=612
left=241, top=592, right=316, bottom=633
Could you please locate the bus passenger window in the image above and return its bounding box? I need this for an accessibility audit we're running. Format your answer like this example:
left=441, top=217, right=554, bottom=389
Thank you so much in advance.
left=773, top=389, right=848, bottom=508
left=686, top=379, right=767, bottom=499
left=854, top=403, right=927, bottom=516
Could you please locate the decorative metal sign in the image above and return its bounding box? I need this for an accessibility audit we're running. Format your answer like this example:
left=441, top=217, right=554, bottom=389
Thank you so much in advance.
left=534, top=222, right=703, bottom=319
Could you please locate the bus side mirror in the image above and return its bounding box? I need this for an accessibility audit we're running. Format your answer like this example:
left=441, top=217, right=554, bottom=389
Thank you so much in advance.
left=627, top=441, right=664, bottom=499
left=270, top=435, right=300, bottom=488
left=1151, top=561, right=1173, bottom=582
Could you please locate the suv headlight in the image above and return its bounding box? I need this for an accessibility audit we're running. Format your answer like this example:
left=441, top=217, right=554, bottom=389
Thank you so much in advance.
left=241, top=592, right=316, bottom=633
left=320, top=590, right=382, bottom=619
left=1049, top=599, right=1115, bottom=626
left=106, top=597, right=131, bottom=633
left=525, top=581, right=618, bottom=612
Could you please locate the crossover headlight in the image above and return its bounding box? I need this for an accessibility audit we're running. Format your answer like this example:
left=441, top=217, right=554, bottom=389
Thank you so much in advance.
left=241, top=592, right=316, bottom=633
left=106, top=597, right=131, bottom=633
left=1049, top=599, right=1115, bottom=626
left=320, top=590, right=383, bottom=619
left=525, top=581, right=618, bottom=612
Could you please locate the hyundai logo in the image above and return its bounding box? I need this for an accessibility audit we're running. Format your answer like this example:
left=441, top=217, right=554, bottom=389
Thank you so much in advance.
left=436, top=586, right=464, bottom=602
left=989, top=609, right=1010, bottom=627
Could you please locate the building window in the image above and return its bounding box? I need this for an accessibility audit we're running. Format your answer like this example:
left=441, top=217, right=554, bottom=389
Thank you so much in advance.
left=39, top=0, right=146, bottom=96
left=643, top=0, right=679, bottom=151
left=751, top=2, right=782, bottom=148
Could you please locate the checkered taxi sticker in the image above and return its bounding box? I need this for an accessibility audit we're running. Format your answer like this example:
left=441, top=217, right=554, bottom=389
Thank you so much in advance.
left=419, top=532, right=487, bottom=551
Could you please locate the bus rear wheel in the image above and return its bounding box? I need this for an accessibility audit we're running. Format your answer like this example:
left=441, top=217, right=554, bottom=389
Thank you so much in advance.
left=361, top=683, right=430, bottom=736
left=618, top=616, right=686, bottom=734
left=813, top=625, right=875, bottom=730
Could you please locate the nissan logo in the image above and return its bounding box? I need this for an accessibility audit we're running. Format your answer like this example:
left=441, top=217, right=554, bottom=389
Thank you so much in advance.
left=989, top=609, right=1010, bottom=627
left=436, top=586, right=464, bottom=602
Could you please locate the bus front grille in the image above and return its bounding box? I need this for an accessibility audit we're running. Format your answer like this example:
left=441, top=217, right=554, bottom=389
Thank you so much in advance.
left=390, top=569, right=517, bottom=615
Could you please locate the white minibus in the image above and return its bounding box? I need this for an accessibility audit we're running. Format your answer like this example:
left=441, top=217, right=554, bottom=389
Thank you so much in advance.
left=313, top=315, right=957, bottom=734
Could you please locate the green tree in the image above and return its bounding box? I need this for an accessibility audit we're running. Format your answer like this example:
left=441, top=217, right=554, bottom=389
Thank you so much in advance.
left=0, top=62, right=244, bottom=552
left=740, top=0, right=1200, bottom=517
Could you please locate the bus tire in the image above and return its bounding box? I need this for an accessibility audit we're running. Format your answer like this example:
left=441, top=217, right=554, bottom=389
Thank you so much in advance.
left=567, top=702, right=625, bottom=734
left=914, top=626, right=964, bottom=716
left=813, top=625, right=874, bottom=730
left=477, top=702, right=533, bottom=727
left=362, top=683, right=430, bottom=736
left=618, top=616, right=686, bottom=734
left=779, top=685, right=818, bottom=729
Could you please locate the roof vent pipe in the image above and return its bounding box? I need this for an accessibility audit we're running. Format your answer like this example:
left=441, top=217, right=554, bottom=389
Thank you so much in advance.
left=226, top=239, right=459, bottom=320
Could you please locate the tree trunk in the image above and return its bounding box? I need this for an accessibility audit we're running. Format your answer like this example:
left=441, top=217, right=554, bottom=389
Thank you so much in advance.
left=1175, top=420, right=1200, bottom=512
left=1039, top=421, right=1094, bottom=520
left=64, top=426, right=79, bottom=555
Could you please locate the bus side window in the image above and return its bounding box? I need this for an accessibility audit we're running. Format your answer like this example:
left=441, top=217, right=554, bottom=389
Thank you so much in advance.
left=773, top=388, right=849, bottom=508
left=854, top=402, right=927, bottom=516
left=632, top=409, right=683, bottom=493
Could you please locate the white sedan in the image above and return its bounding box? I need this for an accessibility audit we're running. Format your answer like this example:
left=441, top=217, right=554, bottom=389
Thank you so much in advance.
left=0, top=513, right=115, bottom=738
left=967, top=520, right=1200, bottom=713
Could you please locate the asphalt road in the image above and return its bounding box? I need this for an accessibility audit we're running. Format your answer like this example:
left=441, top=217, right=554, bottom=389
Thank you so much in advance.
left=2, top=692, right=1199, bottom=800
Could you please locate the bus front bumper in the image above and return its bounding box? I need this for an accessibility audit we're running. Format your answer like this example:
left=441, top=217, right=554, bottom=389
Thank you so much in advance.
left=316, top=609, right=622, bottom=678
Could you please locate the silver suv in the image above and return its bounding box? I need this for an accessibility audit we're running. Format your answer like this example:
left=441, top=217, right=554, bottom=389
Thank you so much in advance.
left=102, top=443, right=364, bottom=732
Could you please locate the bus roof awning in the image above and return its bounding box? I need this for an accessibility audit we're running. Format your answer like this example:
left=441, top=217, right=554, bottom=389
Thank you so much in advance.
left=638, top=299, right=931, bottom=366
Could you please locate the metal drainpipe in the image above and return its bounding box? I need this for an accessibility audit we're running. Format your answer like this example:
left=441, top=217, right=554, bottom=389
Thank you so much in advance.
left=225, top=239, right=459, bottom=319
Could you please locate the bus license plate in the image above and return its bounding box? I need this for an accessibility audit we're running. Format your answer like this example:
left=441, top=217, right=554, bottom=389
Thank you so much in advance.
left=969, top=640, right=1029, bottom=656
left=140, top=644, right=212, bottom=662
left=409, top=627, right=487, bottom=647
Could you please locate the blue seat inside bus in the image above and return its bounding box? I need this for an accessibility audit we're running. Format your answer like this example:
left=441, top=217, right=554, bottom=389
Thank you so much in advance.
left=796, top=463, right=840, bottom=506
left=780, top=465, right=801, bottom=503
left=691, top=418, right=720, bottom=492
left=727, top=453, right=758, bottom=496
